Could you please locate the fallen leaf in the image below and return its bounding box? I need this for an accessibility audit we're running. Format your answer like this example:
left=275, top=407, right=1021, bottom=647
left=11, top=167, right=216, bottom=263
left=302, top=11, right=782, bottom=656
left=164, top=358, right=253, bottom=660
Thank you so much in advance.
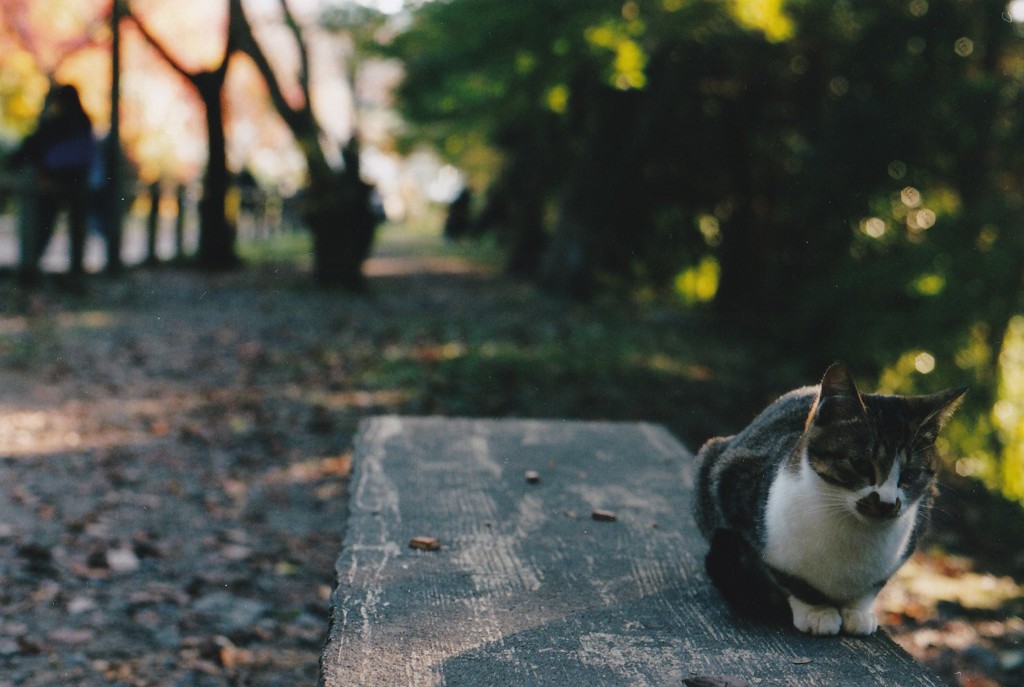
left=409, top=536, right=441, bottom=551
left=274, top=560, right=300, bottom=576
left=213, top=635, right=254, bottom=670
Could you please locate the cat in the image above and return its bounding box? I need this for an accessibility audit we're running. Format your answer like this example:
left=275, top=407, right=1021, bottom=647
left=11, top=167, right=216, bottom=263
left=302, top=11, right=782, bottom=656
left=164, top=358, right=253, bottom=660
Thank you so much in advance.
left=694, top=363, right=965, bottom=636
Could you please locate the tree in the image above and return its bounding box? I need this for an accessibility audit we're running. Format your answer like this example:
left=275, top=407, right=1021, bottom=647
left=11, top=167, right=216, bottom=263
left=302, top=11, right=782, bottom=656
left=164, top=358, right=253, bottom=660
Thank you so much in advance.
left=382, top=0, right=609, bottom=284
left=233, top=0, right=379, bottom=290
left=104, top=0, right=124, bottom=273
left=127, top=0, right=382, bottom=285
left=389, top=0, right=1024, bottom=342
left=128, top=1, right=240, bottom=269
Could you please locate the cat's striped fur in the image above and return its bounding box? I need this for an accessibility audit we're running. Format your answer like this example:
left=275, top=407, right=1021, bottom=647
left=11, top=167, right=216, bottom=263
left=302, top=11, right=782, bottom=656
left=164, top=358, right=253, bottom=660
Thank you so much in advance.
left=694, top=364, right=965, bottom=635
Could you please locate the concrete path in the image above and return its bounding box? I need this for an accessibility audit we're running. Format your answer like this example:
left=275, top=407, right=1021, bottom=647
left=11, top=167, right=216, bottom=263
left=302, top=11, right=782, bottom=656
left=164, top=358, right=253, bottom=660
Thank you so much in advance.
left=320, top=416, right=943, bottom=687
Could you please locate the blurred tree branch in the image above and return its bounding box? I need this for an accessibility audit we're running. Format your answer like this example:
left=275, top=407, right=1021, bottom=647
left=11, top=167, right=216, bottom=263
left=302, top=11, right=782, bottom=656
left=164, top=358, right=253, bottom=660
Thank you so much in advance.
left=230, top=0, right=330, bottom=182
left=0, top=0, right=108, bottom=76
left=231, top=0, right=379, bottom=289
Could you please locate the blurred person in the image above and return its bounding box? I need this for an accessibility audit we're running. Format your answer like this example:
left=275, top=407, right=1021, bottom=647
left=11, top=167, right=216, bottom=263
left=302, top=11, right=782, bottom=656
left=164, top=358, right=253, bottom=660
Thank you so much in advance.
left=443, top=187, right=472, bottom=241
left=8, top=83, right=97, bottom=280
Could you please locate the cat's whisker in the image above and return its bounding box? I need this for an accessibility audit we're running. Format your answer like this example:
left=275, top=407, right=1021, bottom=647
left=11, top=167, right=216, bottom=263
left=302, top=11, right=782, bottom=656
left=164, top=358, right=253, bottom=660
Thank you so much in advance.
left=814, top=502, right=859, bottom=524
left=814, top=493, right=857, bottom=515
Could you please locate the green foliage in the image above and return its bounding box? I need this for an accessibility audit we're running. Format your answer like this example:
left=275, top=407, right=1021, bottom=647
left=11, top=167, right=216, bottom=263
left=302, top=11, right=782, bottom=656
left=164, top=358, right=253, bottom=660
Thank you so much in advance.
left=386, top=0, right=1024, bottom=502
left=346, top=290, right=761, bottom=446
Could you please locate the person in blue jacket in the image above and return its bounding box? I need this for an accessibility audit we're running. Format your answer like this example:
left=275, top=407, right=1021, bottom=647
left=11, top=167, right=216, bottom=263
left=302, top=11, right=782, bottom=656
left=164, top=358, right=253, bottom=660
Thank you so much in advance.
left=10, top=83, right=96, bottom=279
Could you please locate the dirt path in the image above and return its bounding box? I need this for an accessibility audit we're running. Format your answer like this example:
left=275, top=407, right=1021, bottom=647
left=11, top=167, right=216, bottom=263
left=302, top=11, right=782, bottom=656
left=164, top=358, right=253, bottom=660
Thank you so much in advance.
left=0, top=258, right=450, bottom=685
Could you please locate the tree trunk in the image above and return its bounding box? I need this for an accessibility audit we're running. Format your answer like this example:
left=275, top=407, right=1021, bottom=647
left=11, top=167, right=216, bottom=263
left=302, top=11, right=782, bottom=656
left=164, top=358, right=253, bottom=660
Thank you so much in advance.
left=306, top=144, right=377, bottom=290
left=104, top=0, right=124, bottom=274
left=196, top=77, right=238, bottom=270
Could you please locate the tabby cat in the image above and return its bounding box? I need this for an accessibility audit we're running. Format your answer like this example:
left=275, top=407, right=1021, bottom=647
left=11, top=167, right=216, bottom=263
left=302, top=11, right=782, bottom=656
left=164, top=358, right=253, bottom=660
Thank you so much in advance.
left=694, top=364, right=965, bottom=635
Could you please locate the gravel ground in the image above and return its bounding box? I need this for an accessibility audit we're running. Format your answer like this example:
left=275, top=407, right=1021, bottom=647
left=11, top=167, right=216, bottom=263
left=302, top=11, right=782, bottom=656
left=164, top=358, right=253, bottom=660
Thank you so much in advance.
left=0, top=266, right=368, bottom=686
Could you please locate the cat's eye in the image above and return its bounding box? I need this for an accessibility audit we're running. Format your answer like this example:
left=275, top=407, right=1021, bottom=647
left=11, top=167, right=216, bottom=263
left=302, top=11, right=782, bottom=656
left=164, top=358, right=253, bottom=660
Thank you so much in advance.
left=849, top=456, right=874, bottom=480
left=899, top=468, right=923, bottom=485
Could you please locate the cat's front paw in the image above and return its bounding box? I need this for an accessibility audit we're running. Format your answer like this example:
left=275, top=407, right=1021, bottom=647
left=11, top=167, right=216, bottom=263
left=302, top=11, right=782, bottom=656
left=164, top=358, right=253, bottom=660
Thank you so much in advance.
left=789, top=598, right=842, bottom=636
left=841, top=608, right=878, bottom=635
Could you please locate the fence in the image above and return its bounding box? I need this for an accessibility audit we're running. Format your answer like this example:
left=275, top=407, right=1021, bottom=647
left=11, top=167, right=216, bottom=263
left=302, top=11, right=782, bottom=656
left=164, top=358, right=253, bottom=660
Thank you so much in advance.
left=0, top=174, right=293, bottom=275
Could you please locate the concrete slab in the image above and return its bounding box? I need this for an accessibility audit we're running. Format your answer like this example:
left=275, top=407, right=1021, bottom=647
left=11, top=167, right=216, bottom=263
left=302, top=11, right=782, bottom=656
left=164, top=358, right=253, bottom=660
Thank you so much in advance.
left=320, top=416, right=942, bottom=687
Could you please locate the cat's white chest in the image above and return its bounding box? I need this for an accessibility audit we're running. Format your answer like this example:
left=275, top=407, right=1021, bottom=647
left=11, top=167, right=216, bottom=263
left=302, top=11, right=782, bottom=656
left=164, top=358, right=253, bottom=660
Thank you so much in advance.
left=763, top=460, right=917, bottom=603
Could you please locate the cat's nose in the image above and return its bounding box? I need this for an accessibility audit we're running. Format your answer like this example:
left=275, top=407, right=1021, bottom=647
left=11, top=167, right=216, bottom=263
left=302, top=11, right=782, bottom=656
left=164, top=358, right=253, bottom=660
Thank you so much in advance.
left=857, top=492, right=902, bottom=519
left=875, top=498, right=901, bottom=518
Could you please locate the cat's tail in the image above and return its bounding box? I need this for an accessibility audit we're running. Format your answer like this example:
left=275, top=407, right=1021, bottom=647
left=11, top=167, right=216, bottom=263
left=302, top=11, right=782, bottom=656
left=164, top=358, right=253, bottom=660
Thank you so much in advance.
left=693, top=436, right=731, bottom=540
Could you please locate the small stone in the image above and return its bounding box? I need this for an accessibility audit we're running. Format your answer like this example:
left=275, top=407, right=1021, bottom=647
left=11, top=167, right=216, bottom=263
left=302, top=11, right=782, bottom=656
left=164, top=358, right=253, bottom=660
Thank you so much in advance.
left=524, top=471, right=541, bottom=484
left=409, top=536, right=441, bottom=551
left=0, top=638, right=20, bottom=657
left=221, top=544, right=252, bottom=561
left=194, top=592, right=270, bottom=635
left=49, top=628, right=95, bottom=645
left=999, top=649, right=1024, bottom=671
left=591, top=509, right=617, bottom=522
left=68, top=596, right=98, bottom=615
left=106, top=546, right=141, bottom=574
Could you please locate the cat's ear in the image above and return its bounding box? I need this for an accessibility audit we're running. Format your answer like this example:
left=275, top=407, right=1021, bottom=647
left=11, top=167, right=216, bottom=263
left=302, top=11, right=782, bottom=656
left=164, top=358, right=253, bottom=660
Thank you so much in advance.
left=810, top=363, right=866, bottom=426
left=915, top=386, right=967, bottom=440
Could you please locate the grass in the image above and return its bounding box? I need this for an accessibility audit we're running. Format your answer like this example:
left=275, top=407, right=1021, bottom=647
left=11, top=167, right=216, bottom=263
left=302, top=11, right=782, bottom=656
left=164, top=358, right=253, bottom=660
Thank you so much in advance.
left=232, top=222, right=795, bottom=448
left=232, top=223, right=753, bottom=442
left=236, top=229, right=315, bottom=267
left=236, top=221, right=506, bottom=269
